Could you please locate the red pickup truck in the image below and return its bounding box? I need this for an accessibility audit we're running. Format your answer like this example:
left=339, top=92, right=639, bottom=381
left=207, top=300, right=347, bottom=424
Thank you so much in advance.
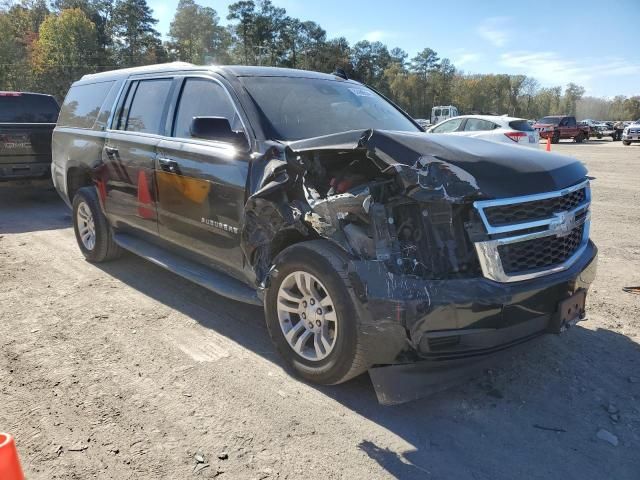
left=533, top=115, right=590, bottom=143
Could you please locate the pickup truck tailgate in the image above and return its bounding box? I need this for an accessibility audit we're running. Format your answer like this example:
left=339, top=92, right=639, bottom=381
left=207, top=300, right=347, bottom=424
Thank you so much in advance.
left=0, top=123, right=56, bottom=178
left=0, top=92, right=59, bottom=180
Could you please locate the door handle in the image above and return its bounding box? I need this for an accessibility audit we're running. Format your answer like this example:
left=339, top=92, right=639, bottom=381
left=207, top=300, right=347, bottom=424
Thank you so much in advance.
left=158, top=157, right=180, bottom=174
left=105, top=146, right=119, bottom=157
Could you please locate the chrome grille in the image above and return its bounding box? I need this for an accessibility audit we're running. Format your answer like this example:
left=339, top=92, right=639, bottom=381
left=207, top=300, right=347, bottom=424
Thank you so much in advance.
left=484, top=188, right=586, bottom=226
left=498, top=224, right=585, bottom=274
left=473, top=180, right=591, bottom=282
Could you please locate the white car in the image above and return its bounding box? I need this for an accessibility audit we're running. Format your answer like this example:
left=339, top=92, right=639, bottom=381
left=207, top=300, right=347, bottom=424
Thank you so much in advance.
left=426, top=115, right=540, bottom=148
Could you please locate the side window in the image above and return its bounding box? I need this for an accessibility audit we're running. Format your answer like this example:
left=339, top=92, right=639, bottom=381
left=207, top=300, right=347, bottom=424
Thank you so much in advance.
left=441, top=109, right=450, bottom=116
left=566, top=117, right=576, bottom=127
left=559, top=118, right=568, bottom=127
left=432, top=118, right=463, bottom=133
left=58, top=81, right=114, bottom=129
left=95, top=82, right=121, bottom=129
left=464, top=118, right=497, bottom=131
left=118, top=79, right=173, bottom=134
left=173, top=78, right=239, bottom=139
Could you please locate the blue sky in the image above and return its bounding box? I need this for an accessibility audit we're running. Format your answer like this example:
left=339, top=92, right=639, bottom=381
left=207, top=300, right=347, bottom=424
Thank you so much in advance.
left=147, top=0, right=640, bottom=98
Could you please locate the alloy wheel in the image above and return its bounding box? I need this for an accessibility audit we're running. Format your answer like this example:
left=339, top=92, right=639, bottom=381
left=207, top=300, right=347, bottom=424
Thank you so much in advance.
left=276, top=271, right=338, bottom=361
left=76, top=201, right=96, bottom=251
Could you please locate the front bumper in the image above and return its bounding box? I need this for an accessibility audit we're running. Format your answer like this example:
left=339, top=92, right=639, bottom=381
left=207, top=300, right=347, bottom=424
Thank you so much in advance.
left=622, top=133, right=640, bottom=142
left=348, top=240, right=598, bottom=366
left=536, top=129, right=557, bottom=139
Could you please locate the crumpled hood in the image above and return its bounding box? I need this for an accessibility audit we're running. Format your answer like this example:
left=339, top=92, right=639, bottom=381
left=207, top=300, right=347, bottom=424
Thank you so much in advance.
left=287, top=129, right=588, bottom=200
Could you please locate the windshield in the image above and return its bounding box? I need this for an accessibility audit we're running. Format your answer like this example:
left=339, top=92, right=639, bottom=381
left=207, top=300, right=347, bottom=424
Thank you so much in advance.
left=538, top=116, right=561, bottom=125
left=240, top=77, right=419, bottom=141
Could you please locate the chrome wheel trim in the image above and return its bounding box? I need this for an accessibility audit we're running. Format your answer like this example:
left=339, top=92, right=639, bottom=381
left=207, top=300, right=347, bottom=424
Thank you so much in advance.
left=76, top=201, right=96, bottom=251
left=276, top=271, right=338, bottom=362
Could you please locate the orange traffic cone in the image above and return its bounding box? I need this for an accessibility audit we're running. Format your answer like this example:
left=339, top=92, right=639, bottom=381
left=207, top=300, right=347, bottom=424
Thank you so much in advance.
left=546, top=136, right=551, bottom=152
left=137, top=170, right=155, bottom=219
left=0, top=433, right=25, bottom=480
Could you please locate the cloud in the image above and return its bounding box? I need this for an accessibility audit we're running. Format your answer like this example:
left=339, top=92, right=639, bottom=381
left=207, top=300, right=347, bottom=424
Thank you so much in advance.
left=363, top=30, right=391, bottom=42
left=454, top=53, right=481, bottom=66
left=477, top=17, right=511, bottom=47
left=499, top=51, right=640, bottom=94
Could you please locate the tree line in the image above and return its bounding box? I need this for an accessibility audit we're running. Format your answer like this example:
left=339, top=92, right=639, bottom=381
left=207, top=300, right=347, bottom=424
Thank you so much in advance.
left=1, top=0, right=638, bottom=120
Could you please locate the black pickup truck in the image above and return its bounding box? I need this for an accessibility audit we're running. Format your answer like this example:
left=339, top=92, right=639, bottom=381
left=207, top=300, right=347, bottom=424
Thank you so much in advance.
left=51, top=64, right=598, bottom=404
left=0, top=92, right=59, bottom=181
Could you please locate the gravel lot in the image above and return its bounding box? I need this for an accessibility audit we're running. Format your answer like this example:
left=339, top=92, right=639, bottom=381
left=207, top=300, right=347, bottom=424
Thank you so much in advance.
left=1, top=140, right=639, bottom=479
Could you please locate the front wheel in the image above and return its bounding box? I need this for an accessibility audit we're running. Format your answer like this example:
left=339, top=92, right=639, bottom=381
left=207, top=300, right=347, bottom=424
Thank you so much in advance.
left=264, top=240, right=370, bottom=385
left=72, top=186, right=122, bottom=262
left=575, top=132, right=585, bottom=143
left=551, top=131, right=560, bottom=144
left=623, top=140, right=631, bottom=146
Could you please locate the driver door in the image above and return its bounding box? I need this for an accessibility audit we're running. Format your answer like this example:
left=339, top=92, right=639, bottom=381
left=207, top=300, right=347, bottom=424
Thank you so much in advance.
left=155, top=76, right=250, bottom=275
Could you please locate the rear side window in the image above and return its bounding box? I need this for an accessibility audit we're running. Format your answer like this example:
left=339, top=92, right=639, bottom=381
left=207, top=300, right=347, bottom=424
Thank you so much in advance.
left=431, top=118, right=463, bottom=133
left=0, top=93, right=59, bottom=123
left=464, top=118, right=497, bottom=131
left=509, top=120, right=533, bottom=131
left=119, top=79, right=173, bottom=134
left=173, top=78, right=239, bottom=139
left=58, top=81, right=114, bottom=129
left=441, top=109, right=450, bottom=116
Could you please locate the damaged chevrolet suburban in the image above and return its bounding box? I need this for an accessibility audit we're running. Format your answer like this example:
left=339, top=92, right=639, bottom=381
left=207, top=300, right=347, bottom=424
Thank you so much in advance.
left=52, top=63, right=597, bottom=403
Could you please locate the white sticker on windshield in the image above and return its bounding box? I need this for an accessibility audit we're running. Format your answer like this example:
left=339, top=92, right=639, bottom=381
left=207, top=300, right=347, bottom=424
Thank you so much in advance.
left=348, top=88, right=374, bottom=97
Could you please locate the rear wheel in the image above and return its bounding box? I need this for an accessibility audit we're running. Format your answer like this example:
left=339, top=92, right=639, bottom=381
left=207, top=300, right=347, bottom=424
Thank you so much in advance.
left=72, top=186, right=122, bottom=262
left=264, top=240, right=370, bottom=385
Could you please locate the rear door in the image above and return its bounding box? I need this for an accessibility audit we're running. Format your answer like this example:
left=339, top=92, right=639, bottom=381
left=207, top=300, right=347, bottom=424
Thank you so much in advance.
left=0, top=93, right=59, bottom=179
left=155, top=75, right=250, bottom=274
left=102, top=77, right=175, bottom=235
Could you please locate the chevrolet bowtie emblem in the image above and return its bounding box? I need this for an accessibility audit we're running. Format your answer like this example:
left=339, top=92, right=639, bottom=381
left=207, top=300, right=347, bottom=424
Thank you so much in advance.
left=550, top=211, right=576, bottom=237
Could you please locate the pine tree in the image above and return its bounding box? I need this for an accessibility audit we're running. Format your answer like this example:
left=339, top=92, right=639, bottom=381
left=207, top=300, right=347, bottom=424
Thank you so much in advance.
left=110, top=0, right=162, bottom=66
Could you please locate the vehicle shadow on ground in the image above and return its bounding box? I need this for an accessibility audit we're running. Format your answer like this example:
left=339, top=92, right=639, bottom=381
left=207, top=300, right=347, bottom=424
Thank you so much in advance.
left=0, top=183, right=71, bottom=234
left=96, top=254, right=640, bottom=480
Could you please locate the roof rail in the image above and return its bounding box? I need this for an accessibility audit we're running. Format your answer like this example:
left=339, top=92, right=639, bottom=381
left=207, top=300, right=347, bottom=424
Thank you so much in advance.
left=80, top=62, right=196, bottom=81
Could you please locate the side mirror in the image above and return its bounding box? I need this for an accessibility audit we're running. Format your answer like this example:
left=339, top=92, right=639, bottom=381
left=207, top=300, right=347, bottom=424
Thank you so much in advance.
left=190, top=116, right=247, bottom=148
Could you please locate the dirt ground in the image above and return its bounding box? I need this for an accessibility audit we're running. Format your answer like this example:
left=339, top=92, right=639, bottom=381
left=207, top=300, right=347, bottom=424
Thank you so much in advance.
left=1, top=140, right=639, bottom=480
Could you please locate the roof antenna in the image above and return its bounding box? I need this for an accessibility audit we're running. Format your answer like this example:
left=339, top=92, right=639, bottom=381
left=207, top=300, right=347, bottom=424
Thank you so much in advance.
left=332, top=68, right=348, bottom=80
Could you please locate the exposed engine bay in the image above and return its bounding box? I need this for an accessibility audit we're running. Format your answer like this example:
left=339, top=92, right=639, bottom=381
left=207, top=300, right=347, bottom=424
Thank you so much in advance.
left=241, top=129, right=486, bottom=284
left=299, top=148, right=481, bottom=280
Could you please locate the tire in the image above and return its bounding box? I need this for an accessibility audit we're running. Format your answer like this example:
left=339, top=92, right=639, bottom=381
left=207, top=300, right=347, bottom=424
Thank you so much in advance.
left=72, top=186, right=122, bottom=262
left=264, top=240, right=370, bottom=385
left=575, top=133, right=585, bottom=143
left=551, top=131, right=560, bottom=144
left=623, top=141, right=631, bottom=146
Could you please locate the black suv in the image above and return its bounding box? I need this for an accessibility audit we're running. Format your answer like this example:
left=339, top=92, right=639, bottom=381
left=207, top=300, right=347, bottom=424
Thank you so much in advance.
left=1, top=92, right=59, bottom=181
left=52, top=63, right=597, bottom=401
